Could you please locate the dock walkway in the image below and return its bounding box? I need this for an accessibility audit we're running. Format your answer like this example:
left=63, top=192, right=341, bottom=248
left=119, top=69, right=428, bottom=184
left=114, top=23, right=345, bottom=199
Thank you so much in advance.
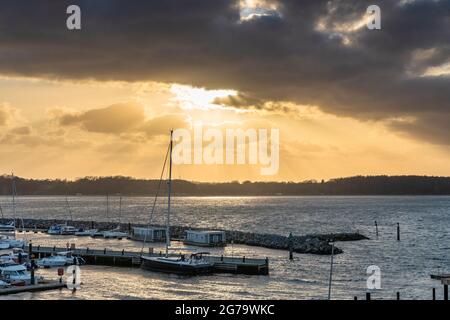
left=27, top=245, right=269, bottom=275
left=0, top=281, right=66, bottom=296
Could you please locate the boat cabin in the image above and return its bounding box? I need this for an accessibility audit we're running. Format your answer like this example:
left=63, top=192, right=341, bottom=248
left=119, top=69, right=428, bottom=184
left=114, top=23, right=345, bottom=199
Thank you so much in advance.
left=131, top=227, right=166, bottom=242
left=184, top=230, right=226, bottom=247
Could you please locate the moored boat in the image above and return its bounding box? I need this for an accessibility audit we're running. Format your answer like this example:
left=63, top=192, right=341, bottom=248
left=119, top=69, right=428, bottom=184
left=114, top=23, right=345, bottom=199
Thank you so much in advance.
left=140, top=131, right=213, bottom=276
left=36, top=251, right=85, bottom=268
left=141, top=253, right=213, bottom=275
left=75, top=228, right=98, bottom=236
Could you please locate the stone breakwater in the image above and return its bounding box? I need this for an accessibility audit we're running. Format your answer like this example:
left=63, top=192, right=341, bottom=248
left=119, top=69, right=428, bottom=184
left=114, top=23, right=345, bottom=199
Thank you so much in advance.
left=9, top=218, right=369, bottom=255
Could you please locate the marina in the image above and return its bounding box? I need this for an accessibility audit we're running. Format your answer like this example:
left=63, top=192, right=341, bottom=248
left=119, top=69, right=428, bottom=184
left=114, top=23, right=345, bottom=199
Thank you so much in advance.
left=0, top=195, right=449, bottom=300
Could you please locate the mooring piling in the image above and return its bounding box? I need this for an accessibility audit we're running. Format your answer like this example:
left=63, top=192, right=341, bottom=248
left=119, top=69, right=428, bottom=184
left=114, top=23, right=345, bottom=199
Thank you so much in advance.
left=288, top=232, right=293, bottom=260
left=375, top=221, right=379, bottom=238
left=397, top=223, right=400, bottom=241
left=432, top=288, right=436, bottom=300
left=444, top=284, right=448, bottom=301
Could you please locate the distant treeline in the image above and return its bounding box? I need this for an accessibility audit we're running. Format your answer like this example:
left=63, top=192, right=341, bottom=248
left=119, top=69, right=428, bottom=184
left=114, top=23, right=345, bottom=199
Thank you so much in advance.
left=1, top=175, right=450, bottom=196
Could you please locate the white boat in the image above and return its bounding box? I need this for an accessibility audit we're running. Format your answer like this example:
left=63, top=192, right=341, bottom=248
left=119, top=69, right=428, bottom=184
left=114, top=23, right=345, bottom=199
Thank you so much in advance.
left=47, top=224, right=77, bottom=235
left=60, top=225, right=77, bottom=235
left=75, top=228, right=98, bottom=236
left=36, top=251, right=85, bottom=268
left=140, top=131, right=213, bottom=275
left=0, top=235, right=26, bottom=249
left=102, top=197, right=129, bottom=239
left=0, top=279, right=10, bottom=288
left=0, top=261, right=37, bottom=284
left=103, top=228, right=128, bottom=239
left=0, top=243, right=9, bottom=250
left=48, top=197, right=77, bottom=235
left=0, top=221, right=15, bottom=232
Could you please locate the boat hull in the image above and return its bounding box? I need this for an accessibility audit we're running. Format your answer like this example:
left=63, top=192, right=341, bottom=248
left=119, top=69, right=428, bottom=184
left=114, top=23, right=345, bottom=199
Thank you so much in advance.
left=141, top=257, right=212, bottom=275
left=183, top=240, right=226, bottom=247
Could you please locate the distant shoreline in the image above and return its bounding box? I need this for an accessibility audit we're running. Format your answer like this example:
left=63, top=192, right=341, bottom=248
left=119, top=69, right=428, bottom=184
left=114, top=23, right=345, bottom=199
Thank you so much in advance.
left=2, top=175, right=450, bottom=196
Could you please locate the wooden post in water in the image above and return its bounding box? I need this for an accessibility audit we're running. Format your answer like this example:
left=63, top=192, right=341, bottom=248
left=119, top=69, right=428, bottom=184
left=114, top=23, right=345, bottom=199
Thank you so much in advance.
left=288, top=232, right=293, bottom=260
left=396, top=292, right=400, bottom=300
left=30, top=260, right=35, bottom=285
left=28, top=241, right=33, bottom=256
left=444, top=284, right=448, bottom=301
left=396, top=223, right=400, bottom=241
left=327, top=241, right=335, bottom=300
left=432, top=288, right=436, bottom=300
left=375, top=221, right=379, bottom=238
left=366, top=292, right=371, bottom=300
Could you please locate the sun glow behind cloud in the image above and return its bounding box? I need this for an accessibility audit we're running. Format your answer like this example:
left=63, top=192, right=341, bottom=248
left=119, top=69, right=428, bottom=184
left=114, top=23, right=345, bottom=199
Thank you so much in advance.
left=170, top=84, right=238, bottom=111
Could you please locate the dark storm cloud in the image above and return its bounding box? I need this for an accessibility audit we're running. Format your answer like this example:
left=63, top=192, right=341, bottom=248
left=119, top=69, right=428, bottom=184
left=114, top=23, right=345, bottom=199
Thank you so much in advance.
left=0, top=0, right=449, bottom=143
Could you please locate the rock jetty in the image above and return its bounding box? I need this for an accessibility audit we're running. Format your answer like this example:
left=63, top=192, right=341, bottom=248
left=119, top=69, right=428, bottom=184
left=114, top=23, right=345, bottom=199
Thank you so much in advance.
left=9, top=218, right=369, bottom=255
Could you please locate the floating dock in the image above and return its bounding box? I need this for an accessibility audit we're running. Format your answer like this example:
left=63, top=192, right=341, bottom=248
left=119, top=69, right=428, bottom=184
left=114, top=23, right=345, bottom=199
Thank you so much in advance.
left=0, top=281, right=66, bottom=296
left=27, top=245, right=269, bottom=275
left=430, top=273, right=450, bottom=280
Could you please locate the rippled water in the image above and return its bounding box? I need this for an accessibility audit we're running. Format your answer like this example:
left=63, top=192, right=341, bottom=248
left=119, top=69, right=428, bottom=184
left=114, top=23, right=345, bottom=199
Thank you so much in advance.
left=0, top=196, right=449, bottom=300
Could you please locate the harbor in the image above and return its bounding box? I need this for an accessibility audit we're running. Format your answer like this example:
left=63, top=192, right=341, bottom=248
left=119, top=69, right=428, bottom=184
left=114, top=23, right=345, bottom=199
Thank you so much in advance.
left=1, top=194, right=449, bottom=299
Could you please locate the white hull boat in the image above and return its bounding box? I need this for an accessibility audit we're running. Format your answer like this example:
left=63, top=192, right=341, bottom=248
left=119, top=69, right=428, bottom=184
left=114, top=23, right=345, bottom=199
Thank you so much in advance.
left=0, top=222, right=15, bottom=232
left=75, top=229, right=98, bottom=236
left=37, top=251, right=85, bottom=268
left=0, top=236, right=26, bottom=249
left=103, top=229, right=129, bottom=239
left=0, top=261, right=40, bottom=285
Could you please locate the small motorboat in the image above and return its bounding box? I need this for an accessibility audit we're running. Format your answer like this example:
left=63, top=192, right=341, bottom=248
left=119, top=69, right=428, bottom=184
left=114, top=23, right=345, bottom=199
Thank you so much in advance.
left=0, top=279, right=10, bottom=288
left=1, top=249, right=29, bottom=263
left=47, top=224, right=64, bottom=235
left=36, top=251, right=85, bottom=268
left=141, top=253, right=213, bottom=276
left=48, top=224, right=77, bottom=235
left=0, top=221, right=15, bottom=232
left=0, top=260, right=40, bottom=284
left=0, top=235, right=26, bottom=249
left=103, top=228, right=129, bottom=239
left=75, top=228, right=98, bottom=237
left=60, top=225, right=77, bottom=235
left=0, top=242, right=9, bottom=250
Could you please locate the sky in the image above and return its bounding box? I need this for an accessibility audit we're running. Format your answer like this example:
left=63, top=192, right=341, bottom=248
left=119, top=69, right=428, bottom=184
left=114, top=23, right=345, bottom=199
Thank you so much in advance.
left=0, top=0, right=449, bottom=182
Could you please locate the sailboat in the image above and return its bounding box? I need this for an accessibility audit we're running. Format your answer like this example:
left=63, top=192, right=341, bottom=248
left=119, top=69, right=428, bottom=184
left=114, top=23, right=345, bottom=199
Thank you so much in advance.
left=103, top=196, right=129, bottom=239
left=140, top=131, right=213, bottom=275
left=47, top=196, right=77, bottom=235
left=0, top=205, right=15, bottom=232
left=0, top=174, right=26, bottom=249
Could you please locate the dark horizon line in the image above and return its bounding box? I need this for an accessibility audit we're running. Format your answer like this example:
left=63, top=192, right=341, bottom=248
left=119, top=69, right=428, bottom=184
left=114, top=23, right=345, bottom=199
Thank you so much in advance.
left=2, top=173, right=450, bottom=184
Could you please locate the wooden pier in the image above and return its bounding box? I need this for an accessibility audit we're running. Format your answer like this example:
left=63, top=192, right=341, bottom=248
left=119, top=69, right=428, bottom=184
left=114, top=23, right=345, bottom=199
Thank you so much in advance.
left=27, top=245, right=269, bottom=275
left=0, top=281, right=66, bottom=296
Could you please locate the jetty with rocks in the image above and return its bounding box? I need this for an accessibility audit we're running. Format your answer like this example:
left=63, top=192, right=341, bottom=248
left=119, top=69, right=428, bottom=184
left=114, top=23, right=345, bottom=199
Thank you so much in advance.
left=7, top=218, right=368, bottom=255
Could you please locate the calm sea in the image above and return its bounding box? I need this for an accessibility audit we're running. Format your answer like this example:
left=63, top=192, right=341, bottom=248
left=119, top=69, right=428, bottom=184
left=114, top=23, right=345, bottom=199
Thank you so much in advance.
left=0, top=196, right=449, bottom=300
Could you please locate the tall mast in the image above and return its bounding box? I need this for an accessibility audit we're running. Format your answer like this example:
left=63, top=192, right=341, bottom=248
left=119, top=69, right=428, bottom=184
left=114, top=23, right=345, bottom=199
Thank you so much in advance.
left=118, top=196, right=122, bottom=227
left=11, top=173, right=16, bottom=228
left=65, top=196, right=73, bottom=223
left=165, top=130, right=173, bottom=257
left=106, top=194, right=109, bottom=221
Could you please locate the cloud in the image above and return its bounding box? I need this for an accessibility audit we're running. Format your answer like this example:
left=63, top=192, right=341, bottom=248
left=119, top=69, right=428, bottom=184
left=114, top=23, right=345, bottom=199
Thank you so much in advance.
left=59, top=103, right=145, bottom=134
left=0, top=0, right=449, bottom=144
left=55, top=102, right=188, bottom=139
left=0, top=103, right=15, bottom=126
